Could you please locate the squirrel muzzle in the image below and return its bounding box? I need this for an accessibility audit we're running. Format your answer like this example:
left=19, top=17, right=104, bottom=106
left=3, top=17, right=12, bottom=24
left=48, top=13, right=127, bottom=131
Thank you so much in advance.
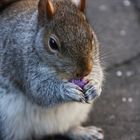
left=75, top=58, right=93, bottom=79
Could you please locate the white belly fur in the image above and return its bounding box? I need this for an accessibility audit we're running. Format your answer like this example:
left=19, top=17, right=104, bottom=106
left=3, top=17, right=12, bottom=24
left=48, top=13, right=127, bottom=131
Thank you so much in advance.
left=0, top=93, right=92, bottom=140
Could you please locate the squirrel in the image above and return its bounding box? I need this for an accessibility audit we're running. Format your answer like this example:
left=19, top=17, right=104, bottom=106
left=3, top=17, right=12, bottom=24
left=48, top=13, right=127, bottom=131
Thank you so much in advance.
left=0, top=0, right=104, bottom=140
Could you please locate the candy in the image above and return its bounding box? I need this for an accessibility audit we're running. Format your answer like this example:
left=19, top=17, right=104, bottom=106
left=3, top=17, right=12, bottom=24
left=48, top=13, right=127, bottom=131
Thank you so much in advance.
left=69, top=79, right=88, bottom=89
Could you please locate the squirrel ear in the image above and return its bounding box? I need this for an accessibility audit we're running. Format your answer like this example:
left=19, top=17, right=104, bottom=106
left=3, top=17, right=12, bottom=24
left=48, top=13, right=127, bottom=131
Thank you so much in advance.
left=38, top=0, right=56, bottom=21
left=71, top=0, right=86, bottom=12
left=79, top=0, right=86, bottom=12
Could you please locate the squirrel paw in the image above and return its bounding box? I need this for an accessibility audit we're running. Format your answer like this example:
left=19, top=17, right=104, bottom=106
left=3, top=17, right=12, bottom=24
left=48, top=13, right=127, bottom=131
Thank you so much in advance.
left=61, top=82, right=86, bottom=103
left=66, top=126, right=104, bottom=140
left=84, top=80, right=102, bottom=103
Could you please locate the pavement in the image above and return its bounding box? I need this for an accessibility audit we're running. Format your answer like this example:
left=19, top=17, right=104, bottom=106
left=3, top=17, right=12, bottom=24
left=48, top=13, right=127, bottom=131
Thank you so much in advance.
left=41, top=0, right=140, bottom=140
left=87, top=0, right=140, bottom=140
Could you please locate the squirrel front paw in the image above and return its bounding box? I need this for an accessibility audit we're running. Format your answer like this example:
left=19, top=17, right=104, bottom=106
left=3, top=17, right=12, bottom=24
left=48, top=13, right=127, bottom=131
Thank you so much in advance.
left=83, top=80, right=102, bottom=103
left=61, top=82, right=86, bottom=103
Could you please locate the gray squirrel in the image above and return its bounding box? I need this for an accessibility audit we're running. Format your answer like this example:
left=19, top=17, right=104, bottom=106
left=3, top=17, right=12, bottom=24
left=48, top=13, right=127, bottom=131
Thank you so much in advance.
left=0, top=0, right=104, bottom=140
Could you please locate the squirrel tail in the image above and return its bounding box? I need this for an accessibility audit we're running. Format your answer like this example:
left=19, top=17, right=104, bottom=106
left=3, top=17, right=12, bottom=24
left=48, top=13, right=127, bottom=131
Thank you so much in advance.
left=0, top=0, right=19, bottom=11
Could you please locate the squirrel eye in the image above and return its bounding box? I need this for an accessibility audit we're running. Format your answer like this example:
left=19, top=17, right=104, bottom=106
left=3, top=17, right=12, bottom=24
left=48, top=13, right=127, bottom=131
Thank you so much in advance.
left=48, top=36, right=60, bottom=52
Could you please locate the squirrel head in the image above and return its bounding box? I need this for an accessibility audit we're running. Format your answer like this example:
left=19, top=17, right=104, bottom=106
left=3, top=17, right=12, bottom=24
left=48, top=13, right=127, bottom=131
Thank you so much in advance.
left=37, top=0, right=95, bottom=80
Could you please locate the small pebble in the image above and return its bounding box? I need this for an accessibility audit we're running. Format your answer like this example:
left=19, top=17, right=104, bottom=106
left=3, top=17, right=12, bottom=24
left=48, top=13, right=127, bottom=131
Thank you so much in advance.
left=123, top=0, right=131, bottom=7
left=120, top=30, right=126, bottom=36
left=122, top=97, right=127, bottom=102
left=116, top=71, right=123, bottom=77
left=109, top=115, right=116, bottom=120
left=126, top=71, right=134, bottom=77
left=99, top=5, right=107, bottom=11
left=135, top=91, right=139, bottom=95
left=128, top=97, right=133, bottom=103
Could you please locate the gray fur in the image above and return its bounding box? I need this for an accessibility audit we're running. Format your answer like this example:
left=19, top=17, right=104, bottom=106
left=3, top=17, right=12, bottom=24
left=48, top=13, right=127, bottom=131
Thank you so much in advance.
left=0, top=0, right=104, bottom=140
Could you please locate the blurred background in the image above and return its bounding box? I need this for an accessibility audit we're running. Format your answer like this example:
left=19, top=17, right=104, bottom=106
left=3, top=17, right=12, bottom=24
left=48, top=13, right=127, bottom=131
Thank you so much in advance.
left=87, top=0, right=140, bottom=140
left=45, top=0, right=140, bottom=140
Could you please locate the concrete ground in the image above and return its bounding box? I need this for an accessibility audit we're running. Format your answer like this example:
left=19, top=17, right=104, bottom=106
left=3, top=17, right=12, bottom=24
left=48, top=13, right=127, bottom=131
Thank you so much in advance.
left=41, top=0, right=140, bottom=140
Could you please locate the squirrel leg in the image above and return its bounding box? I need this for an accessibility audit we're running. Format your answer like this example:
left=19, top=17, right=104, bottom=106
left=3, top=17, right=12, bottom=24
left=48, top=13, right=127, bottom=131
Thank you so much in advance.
left=65, top=126, right=104, bottom=140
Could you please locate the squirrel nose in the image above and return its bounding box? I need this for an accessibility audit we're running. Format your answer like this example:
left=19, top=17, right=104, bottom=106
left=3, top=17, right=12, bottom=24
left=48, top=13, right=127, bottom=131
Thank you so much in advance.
left=75, top=63, right=93, bottom=78
left=75, top=71, right=90, bottom=78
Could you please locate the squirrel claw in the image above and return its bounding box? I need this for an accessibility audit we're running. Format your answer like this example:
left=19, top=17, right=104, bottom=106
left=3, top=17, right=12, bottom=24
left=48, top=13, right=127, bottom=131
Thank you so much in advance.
left=61, top=82, right=86, bottom=103
left=84, top=87, right=97, bottom=103
left=83, top=81, right=102, bottom=102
